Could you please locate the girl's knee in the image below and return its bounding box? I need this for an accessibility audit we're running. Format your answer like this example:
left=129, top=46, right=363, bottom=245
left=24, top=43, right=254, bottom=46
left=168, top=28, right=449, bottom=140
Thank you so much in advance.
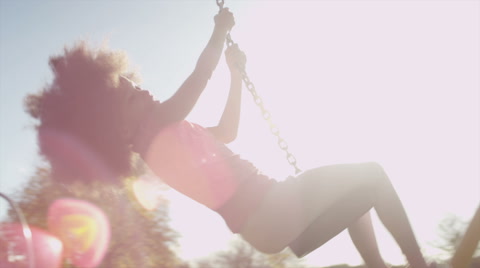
left=361, top=162, right=389, bottom=185
left=364, top=161, right=383, bottom=171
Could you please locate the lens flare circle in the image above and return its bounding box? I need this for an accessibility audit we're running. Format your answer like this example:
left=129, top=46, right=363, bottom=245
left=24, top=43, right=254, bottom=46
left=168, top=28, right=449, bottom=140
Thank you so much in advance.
left=48, top=198, right=110, bottom=268
left=130, top=177, right=164, bottom=211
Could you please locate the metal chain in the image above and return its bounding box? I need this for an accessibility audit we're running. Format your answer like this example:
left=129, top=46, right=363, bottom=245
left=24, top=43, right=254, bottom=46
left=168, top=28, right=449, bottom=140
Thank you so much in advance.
left=216, top=0, right=302, bottom=174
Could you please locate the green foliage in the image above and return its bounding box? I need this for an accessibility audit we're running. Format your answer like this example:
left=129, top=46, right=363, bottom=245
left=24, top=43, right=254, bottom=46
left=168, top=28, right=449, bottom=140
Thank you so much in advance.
left=4, top=167, right=183, bottom=268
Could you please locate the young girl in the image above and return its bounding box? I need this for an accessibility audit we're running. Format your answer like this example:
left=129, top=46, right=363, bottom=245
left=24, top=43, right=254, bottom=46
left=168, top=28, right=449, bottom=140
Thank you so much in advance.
left=26, top=8, right=433, bottom=268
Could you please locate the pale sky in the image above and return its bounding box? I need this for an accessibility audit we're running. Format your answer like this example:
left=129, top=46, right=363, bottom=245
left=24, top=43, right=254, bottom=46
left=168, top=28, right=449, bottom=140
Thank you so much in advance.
left=0, top=1, right=479, bottom=267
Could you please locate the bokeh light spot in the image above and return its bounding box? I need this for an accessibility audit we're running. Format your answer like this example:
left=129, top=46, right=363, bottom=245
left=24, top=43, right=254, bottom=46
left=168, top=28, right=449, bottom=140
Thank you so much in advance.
left=48, top=198, right=110, bottom=268
left=130, top=176, right=164, bottom=211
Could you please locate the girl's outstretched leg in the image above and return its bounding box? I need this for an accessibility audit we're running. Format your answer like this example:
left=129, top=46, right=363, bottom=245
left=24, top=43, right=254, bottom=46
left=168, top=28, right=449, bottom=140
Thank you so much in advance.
left=241, top=162, right=429, bottom=268
left=367, top=163, right=429, bottom=268
left=348, top=212, right=389, bottom=268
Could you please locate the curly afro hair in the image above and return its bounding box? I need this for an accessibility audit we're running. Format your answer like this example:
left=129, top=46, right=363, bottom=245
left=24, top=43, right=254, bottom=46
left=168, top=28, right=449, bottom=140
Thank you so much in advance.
left=25, top=42, right=141, bottom=184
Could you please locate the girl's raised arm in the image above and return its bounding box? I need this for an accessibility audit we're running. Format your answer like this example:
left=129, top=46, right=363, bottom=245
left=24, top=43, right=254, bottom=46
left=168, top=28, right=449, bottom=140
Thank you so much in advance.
left=208, top=44, right=245, bottom=143
left=157, top=9, right=235, bottom=125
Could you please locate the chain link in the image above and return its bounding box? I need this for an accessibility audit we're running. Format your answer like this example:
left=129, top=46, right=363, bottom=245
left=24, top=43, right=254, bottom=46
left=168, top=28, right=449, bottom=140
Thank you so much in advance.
left=216, top=1, right=301, bottom=174
left=216, top=0, right=224, bottom=9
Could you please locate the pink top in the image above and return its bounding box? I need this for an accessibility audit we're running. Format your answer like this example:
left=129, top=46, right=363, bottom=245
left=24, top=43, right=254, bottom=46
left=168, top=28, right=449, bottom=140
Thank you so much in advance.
left=132, top=104, right=275, bottom=232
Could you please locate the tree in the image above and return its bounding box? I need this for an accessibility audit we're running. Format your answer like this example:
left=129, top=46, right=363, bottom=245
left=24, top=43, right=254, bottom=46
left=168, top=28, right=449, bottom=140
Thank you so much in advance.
left=2, top=167, right=183, bottom=268
left=194, top=236, right=306, bottom=268
left=433, top=213, right=480, bottom=263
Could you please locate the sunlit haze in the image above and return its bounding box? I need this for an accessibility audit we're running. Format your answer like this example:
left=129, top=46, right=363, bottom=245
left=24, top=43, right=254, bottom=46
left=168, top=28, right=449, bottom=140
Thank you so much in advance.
left=1, top=1, right=478, bottom=267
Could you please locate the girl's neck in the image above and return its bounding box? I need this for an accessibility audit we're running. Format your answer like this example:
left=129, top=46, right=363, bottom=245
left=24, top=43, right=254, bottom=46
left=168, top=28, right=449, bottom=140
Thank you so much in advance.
left=130, top=100, right=161, bottom=155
